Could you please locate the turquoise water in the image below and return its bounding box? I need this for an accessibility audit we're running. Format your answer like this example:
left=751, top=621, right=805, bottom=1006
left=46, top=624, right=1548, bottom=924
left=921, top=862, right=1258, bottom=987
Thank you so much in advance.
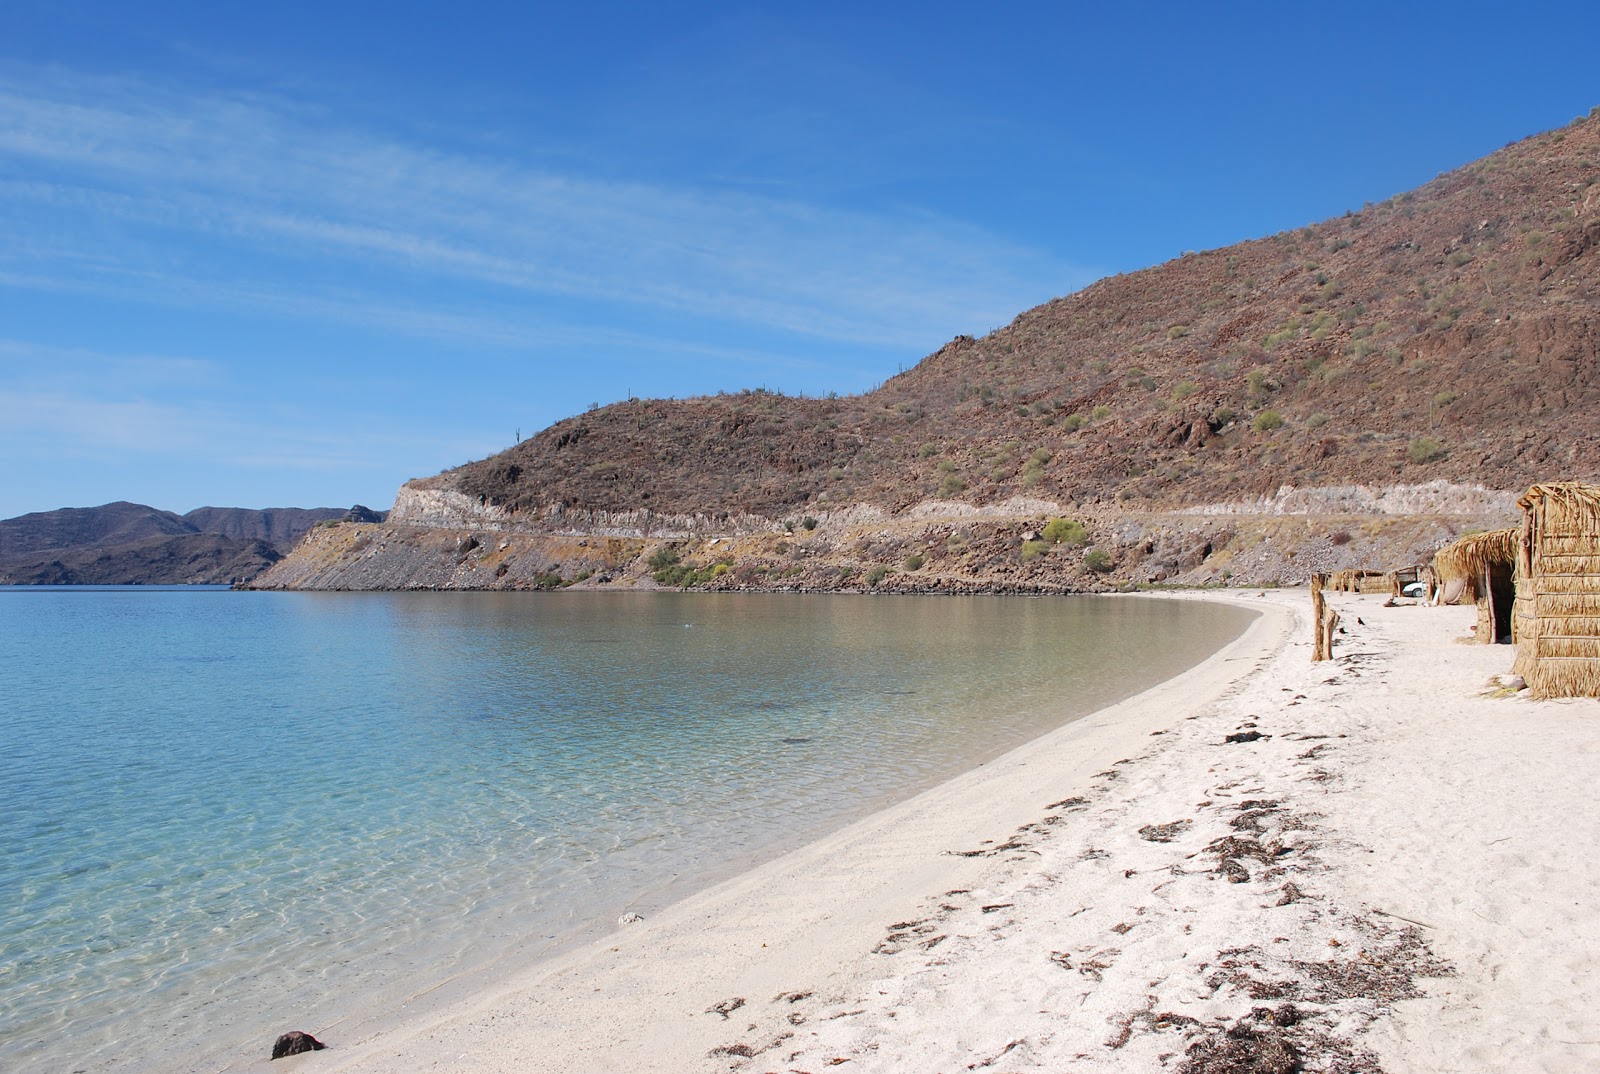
left=0, top=588, right=1254, bottom=1072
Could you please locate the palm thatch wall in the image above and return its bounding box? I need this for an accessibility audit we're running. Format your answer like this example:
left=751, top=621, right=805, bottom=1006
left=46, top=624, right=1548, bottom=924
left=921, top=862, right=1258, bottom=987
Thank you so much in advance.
left=1432, top=528, right=1518, bottom=642
left=1512, top=482, right=1600, bottom=698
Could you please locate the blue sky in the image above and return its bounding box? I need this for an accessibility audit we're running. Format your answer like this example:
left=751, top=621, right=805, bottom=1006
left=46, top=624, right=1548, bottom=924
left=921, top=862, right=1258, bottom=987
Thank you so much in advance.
left=1, top=2, right=1596, bottom=518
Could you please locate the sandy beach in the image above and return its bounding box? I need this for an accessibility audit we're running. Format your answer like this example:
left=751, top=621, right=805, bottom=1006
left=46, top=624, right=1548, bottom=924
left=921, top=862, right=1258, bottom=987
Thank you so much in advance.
left=261, top=589, right=1600, bottom=1073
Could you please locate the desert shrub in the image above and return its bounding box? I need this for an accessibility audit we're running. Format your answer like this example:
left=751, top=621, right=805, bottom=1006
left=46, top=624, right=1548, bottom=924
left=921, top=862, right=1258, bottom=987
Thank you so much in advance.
left=801, top=516, right=819, bottom=530
left=646, top=547, right=680, bottom=570
left=865, top=565, right=888, bottom=586
left=1021, top=540, right=1048, bottom=562
left=903, top=553, right=925, bottom=570
left=939, top=474, right=967, bottom=497
left=1062, top=413, right=1086, bottom=431
left=1407, top=436, right=1446, bottom=464
left=1330, top=531, right=1353, bottom=546
left=1091, top=405, right=1111, bottom=420
left=1254, top=410, right=1285, bottom=431
left=1211, top=406, right=1236, bottom=427
left=1171, top=380, right=1198, bottom=401
left=1041, top=518, right=1088, bottom=547
left=1021, top=448, right=1051, bottom=486
left=652, top=563, right=689, bottom=586
left=1167, top=325, right=1190, bottom=339
left=1084, top=549, right=1113, bottom=573
left=1306, top=412, right=1329, bottom=428
left=917, top=443, right=938, bottom=458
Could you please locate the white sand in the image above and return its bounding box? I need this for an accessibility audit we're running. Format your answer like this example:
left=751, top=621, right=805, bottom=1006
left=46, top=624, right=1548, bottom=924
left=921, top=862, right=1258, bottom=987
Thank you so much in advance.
left=266, top=590, right=1600, bottom=1073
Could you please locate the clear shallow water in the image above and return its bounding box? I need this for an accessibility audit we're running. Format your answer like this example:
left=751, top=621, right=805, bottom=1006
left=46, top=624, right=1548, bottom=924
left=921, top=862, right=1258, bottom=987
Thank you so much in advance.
left=0, top=588, right=1254, bottom=1072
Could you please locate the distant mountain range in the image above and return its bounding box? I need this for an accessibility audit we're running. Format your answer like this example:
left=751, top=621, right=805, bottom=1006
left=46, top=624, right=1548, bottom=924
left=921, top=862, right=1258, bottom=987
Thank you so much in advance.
left=0, top=502, right=386, bottom=585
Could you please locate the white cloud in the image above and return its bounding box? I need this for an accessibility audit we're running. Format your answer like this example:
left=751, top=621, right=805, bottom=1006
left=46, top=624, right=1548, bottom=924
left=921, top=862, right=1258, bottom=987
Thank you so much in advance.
left=0, top=68, right=1087, bottom=352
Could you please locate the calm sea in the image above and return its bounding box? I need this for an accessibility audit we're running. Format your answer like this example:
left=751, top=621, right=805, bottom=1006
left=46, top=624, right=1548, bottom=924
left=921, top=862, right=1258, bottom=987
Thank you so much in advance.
left=0, top=588, right=1253, bottom=1072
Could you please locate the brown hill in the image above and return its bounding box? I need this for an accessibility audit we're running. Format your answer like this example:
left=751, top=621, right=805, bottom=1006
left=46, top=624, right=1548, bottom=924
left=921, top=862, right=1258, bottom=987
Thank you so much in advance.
left=420, top=107, right=1599, bottom=526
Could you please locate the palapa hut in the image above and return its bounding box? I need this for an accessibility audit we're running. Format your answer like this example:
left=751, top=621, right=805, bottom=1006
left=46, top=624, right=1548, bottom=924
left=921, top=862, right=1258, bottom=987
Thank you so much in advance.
left=1388, top=565, right=1427, bottom=598
left=1329, top=568, right=1390, bottom=594
left=1512, top=482, right=1600, bottom=699
left=1432, top=528, right=1519, bottom=644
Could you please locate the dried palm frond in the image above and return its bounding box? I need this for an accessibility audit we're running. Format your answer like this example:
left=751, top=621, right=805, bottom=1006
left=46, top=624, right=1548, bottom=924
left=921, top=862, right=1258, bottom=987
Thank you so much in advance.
left=1514, top=482, right=1600, bottom=699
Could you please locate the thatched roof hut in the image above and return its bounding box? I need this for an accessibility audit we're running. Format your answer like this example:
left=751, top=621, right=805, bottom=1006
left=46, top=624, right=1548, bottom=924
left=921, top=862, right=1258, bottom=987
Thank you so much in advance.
left=1512, top=482, right=1600, bottom=698
left=1388, top=565, right=1427, bottom=598
left=1329, top=568, right=1390, bottom=594
left=1433, top=528, right=1518, bottom=643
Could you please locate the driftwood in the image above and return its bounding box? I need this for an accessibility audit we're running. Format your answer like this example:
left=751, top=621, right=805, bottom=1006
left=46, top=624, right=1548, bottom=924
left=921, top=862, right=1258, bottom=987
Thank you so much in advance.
left=1311, top=574, right=1340, bottom=662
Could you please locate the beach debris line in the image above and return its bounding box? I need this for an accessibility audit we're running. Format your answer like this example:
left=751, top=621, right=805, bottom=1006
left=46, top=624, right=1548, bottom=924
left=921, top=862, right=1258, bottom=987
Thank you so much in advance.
left=270, top=1031, right=326, bottom=1059
left=1177, top=1014, right=1298, bottom=1074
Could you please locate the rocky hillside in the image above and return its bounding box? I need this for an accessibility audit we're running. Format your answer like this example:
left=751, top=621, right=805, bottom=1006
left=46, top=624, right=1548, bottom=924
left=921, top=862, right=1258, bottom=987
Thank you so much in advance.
left=255, top=108, right=1598, bottom=593
left=417, top=107, right=1599, bottom=531
left=0, top=502, right=385, bottom=585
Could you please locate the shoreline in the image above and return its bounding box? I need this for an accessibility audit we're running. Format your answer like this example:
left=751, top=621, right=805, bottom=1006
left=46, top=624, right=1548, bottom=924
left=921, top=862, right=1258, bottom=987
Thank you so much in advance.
left=255, top=591, right=1291, bottom=1073
left=263, top=587, right=1600, bottom=1072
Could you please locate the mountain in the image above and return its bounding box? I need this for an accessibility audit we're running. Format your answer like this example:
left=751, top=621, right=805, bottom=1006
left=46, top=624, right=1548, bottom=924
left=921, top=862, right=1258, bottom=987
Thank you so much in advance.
left=253, top=108, right=1600, bottom=593
left=0, top=503, right=387, bottom=585
left=0, top=501, right=196, bottom=559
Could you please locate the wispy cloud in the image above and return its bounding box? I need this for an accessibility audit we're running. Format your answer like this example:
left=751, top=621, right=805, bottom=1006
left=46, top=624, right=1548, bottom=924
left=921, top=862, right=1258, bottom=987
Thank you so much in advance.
left=0, top=67, right=1087, bottom=352
left=0, top=339, right=496, bottom=472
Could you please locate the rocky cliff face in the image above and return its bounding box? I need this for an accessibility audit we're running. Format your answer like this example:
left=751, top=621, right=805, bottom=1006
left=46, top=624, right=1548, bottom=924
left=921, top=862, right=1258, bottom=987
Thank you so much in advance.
left=249, top=481, right=1513, bottom=594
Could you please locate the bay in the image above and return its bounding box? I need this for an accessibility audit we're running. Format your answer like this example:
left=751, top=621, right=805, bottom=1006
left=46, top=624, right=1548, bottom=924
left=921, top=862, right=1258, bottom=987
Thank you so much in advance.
left=0, top=588, right=1254, bottom=1071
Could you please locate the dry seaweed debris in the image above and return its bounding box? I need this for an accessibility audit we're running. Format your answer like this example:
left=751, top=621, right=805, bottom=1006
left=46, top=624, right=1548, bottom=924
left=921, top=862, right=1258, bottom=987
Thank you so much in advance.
left=1139, top=820, right=1193, bottom=842
left=1193, top=919, right=1452, bottom=1073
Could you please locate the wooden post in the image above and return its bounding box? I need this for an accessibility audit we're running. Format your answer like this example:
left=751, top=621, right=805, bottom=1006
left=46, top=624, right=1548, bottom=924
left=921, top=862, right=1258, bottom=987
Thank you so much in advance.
left=1312, top=572, right=1339, bottom=661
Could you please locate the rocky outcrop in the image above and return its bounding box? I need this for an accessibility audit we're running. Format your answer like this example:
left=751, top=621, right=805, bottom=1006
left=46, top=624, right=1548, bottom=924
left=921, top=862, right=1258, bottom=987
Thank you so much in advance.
left=389, top=484, right=779, bottom=539
left=1178, top=480, right=1520, bottom=518
left=250, top=491, right=1515, bottom=595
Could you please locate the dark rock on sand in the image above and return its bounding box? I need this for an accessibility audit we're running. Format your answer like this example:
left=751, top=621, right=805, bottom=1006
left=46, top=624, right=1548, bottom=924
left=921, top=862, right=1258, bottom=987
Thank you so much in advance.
left=271, top=1031, right=326, bottom=1059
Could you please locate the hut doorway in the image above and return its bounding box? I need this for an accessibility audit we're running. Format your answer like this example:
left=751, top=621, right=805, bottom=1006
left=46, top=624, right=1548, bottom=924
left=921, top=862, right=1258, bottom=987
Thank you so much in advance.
left=1489, top=565, right=1515, bottom=643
